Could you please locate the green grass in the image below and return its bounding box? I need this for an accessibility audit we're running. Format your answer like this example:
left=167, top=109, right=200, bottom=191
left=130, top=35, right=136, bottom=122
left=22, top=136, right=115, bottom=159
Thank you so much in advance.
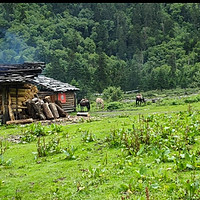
left=1, top=99, right=200, bottom=199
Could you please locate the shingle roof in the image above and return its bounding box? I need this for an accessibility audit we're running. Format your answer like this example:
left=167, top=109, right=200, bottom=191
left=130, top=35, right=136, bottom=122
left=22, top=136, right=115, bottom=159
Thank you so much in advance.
left=0, top=62, right=79, bottom=92
left=33, top=75, right=80, bottom=92
left=0, top=62, right=45, bottom=83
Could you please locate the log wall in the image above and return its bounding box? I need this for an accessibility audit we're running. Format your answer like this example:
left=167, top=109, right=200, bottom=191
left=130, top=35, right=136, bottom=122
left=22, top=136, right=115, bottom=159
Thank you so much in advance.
left=37, top=91, right=76, bottom=113
left=0, top=83, right=39, bottom=123
left=0, top=85, right=76, bottom=124
left=62, top=91, right=76, bottom=112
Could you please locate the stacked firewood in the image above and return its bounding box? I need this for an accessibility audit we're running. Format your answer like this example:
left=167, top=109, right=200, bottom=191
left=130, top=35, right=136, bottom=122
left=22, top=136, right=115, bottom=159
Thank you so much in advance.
left=9, top=84, right=39, bottom=112
left=24, top=84, right=39, bottom=101
left=25, top=95, right=67, bottom=120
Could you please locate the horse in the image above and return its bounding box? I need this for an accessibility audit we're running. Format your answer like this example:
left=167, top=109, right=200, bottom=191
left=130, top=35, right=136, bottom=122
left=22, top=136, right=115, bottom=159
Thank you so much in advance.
left=136, top=94, right=145, bottom=106
left=78, top=98, right=90, bottom=112
left=96, top=98, right=104, bottom=109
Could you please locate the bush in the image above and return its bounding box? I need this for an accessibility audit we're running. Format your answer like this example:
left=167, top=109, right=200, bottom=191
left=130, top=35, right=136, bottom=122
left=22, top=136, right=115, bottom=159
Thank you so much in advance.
left=183, top=94, right=200, bottom=104
left=106, top=102, right=123, bottom=111
left=103, top=86, right=124, bottom=102
left=23, top=122, right=47, bottom=137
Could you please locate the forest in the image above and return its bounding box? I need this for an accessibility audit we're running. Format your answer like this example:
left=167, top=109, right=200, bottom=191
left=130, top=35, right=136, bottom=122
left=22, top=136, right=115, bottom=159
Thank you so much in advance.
left=0, top=3, right=200, bottom=96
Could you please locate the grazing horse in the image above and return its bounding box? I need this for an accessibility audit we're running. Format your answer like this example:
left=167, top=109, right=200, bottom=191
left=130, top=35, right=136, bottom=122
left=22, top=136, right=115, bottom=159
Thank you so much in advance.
left=136, top=94, right=145, bottom=106
left=96, top=98, right=104, bottom=109
left=78, top=98, right=90, bottom=112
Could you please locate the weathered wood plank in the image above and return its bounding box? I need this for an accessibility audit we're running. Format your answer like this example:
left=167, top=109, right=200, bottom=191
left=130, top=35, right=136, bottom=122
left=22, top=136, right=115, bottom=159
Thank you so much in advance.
left=8, top=93, right=15, bottom=121
left=1, top=87, right=9, bottom=124
left=77, top=112, right=89, bottom=117
left=6, top=118, right=33, bottom=125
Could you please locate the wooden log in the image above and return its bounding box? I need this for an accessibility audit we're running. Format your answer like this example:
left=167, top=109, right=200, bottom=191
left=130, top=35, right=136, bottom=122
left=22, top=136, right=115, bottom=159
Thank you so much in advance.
left=44, top=96, right=51, bottom=103
left=11, top=97, right=26, bottom=101
left=12, top=108, right=22, bottom=112
left=32, top=97, right=39, bottom=102
left=32, top=101, right=46, bottom=120
left=6, top=118, right=33, bottom=125
left=26, top=100, right=34, bottom=117
left=55, top=100, right=63, bottom=108
left=77, top=112, right=89, bottom=117
left=42, top=103, right=54, bottom=119
left=49, top=103, right=59, bottom=119
left=16, top=85, right=18, bottom=120
left=2, top=87, right=9, bottom=124
left=30, top=102, right=38, bottom=119
left=8, top=93, right=15, bottom=121
left=9, top=88, right=26, bottom=93
left=35, top=101, right=46, bottom=120
left=55, top=103, right=67, bottom=117
left=11, top=105, right=26, bottom=109
left=11, top=100, right=23, bottom=106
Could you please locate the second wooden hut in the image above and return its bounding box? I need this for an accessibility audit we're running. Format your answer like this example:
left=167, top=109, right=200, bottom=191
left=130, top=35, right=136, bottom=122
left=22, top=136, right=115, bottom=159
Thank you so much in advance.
left=32, top=75, right=80, bottom=113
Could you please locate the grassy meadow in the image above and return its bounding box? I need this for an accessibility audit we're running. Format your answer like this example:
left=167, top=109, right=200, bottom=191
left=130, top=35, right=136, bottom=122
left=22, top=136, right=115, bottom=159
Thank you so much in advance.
left=1, top=89, right=200, bottom=199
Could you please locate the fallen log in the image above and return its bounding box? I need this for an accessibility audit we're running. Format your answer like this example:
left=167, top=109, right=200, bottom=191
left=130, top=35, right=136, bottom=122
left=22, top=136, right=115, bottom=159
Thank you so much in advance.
left=77, top=112, right=89, bottom=117
left=6, top=118, right=33, bottom=125
left=8, top=93, right=15, bottom=121
left=55, top=100, right=63, bottom=108
left=55, top=103, right=67, bottom=117
left=42, top=103, right=54, bottom=119
left=33, top=101, right=46, bottom=120
left=44, top=96, right=51, bottom=103
left=49, top=103, right=59, bottom=119
left=26, top=99, right=35, bottom=118
left=29, top=102, right=37, bottom=119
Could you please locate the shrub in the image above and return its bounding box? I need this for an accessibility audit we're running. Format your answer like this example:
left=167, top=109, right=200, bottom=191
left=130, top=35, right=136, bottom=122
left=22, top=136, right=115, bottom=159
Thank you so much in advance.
left=25, top=122, right=47, bottom=137
left=36, top=136, right=62, bottom=157
left=103, top=86, right=124, bottom=102
left=81, top=130, right=96, bottom=142
left=63, top=145, right=77, bottom=160
left=184, top=96, right=200, bottom=104
left=106, top=102, right=123, bottom=111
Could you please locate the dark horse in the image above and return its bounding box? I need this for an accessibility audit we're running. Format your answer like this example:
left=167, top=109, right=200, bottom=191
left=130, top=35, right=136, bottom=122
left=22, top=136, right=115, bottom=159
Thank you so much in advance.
left=78, top=98, right=90, bottom=112
left=136, top=95, right=145, bottom=106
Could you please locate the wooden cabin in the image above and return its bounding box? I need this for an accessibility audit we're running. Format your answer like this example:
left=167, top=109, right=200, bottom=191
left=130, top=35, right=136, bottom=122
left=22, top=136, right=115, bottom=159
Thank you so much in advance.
left=0, top=62, right=45, bottom=124
left=32, top=75, right=80, bottom=113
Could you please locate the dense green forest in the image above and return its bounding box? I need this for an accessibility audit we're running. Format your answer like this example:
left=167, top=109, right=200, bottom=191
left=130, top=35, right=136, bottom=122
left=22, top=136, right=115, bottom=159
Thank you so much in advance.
left=1, top=3, right=200, bottom=96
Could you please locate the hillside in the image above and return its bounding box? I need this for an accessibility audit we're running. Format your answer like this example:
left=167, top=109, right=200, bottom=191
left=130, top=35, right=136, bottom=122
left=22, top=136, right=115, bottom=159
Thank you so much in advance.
left=0, top=3, right=200, bottom=95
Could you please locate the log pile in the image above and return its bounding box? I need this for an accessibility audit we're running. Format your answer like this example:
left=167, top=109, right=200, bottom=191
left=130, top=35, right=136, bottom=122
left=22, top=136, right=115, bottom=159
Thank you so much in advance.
left=24, top=96, right=67, bottom=121
left=6, top=96, right=67, bottom=125
left=10, top=84, right=38, bottom=112
left=1, top=82, right=68, bottom=124
left=0, top=62, right=47, bottom=124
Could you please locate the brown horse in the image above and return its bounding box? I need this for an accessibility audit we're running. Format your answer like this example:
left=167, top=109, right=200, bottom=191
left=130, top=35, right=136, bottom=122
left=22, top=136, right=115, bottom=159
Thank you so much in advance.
left=96, top=98, right=104, bottom=109
left=78, top=98, right=90, bottom=111
left=136, top=94, right=145, bottom=106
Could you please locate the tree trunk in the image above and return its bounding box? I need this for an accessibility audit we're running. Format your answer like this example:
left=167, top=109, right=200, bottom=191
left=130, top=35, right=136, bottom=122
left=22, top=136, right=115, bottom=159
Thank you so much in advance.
left=2, top=87, right=9, bottom=124
left=77, top=112, right=89, bottom=117
left=26, top=99, right=35, bottom=118
left=55, top=100, right=63, bottom=108
left=6, top=118, right=33, bottom=125
left=49, top=103, right=59, bottom=119
left=32, top=101, right=46, bottom=120
left=30, top=102, right=37, bottom=119
left=42, top=103, right=54, bottom=119
left=8, top=93, right=15, bottom=121
left=44, top=96, right=51, bottom=103
left=55, top=103, right=67, bottom=117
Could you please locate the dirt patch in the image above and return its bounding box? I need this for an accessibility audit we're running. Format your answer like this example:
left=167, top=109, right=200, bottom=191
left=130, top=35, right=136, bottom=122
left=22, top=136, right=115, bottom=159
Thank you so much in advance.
left=13, top=114, right=96, bottom=126
left=6, top=135, right=22, bottom=144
